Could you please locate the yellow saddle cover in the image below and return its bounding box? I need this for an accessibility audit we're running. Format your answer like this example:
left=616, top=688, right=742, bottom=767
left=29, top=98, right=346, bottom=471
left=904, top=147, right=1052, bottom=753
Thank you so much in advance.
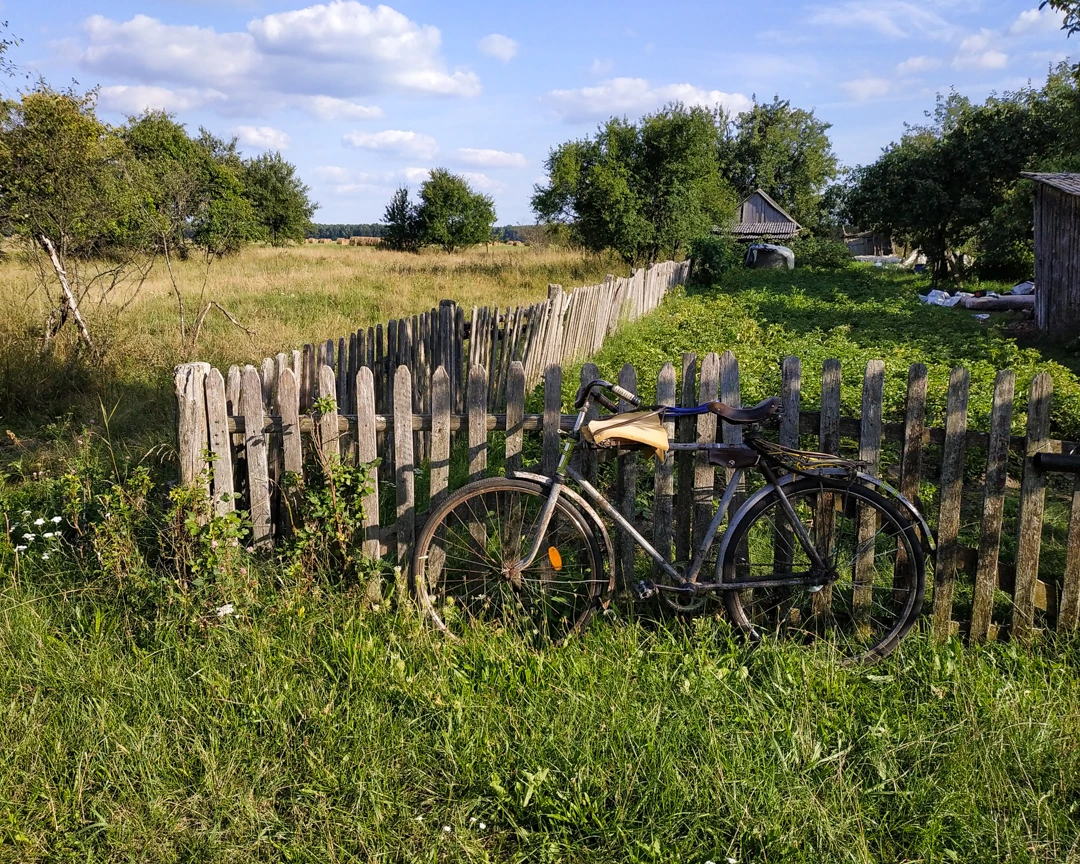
left=582, top=411, right=669, bottom=459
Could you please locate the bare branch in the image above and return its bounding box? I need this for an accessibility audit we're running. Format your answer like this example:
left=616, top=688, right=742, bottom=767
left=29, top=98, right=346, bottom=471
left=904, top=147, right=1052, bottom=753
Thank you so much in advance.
left=190, top=300, right=256, bottom=349
left=39, top=234, right=95, bottom=355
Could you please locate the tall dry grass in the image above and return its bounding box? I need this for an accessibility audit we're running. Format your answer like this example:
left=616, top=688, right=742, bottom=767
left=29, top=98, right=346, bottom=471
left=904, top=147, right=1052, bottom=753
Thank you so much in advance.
left=0, top=244, right=625, bottom=437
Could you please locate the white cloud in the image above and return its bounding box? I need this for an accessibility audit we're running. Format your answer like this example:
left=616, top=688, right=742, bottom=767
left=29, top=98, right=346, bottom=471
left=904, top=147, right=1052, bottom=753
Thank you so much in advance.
left=807, top=1, right=957, bottom=41
left=454, top=148, right=527, bottom=168
left=235, top=125, right=292, bottom=149
left=461, top=171, right=506, bottom=193
left=478, top=33, right=518, bottom=62
left=545, top=77, right=752, bottom=123
left=953, top=29, right=1009, bottom=70
left=344, top=129, right=439, bottom=159
left=97, top=84, right=228, bottom=113
left=1009, top=6, right=1066, bottom=36
left=590, top=58, right=613, bottom=75
left=302, top=95, right=384, bottom=120
left=312, top=165, right=352, bottom=181
left=895, top=55, right=942, bottom=75
left=840, top=76, right=893, bottom=101
left=401, top=166, right=431, bottom=184
left=77, top=2, right=481, bottom=118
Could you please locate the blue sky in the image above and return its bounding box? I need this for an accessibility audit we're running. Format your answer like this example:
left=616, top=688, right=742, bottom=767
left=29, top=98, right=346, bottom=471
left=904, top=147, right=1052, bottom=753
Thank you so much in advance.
left=4, top=0, right=1073, bottom=223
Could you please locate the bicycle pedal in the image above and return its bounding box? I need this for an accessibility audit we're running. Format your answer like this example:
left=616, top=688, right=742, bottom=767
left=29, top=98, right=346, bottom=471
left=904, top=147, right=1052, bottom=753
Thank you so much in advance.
left=634, top=580, right=658, bottom=600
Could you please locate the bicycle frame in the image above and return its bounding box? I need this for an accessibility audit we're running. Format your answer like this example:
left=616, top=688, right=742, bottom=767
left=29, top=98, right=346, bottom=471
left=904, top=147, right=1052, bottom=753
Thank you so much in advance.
left=514, top=401, right=829, bottom=593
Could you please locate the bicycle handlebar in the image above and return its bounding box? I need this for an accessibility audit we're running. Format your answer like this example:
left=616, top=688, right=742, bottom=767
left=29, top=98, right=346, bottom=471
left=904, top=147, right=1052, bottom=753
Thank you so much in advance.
left=1034, top=451, right=1080, bottom=474
left=574, top=379, right=643, bottom=412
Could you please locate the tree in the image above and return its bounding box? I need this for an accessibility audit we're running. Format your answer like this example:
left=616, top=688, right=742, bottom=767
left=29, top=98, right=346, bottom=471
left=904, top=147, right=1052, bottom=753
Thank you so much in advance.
left=1042, top=0, right=1080, bottom=37
left=532, top=103, right=734, bottom=265
left=718, top=97, right=839, bottom=230
left=416, top=169, right=496, bottom=253
left=123, top=111, right=260, bottom=345
left=846, top=70, right=1080, bottom=282
left=243, top=152, right=317, bottom=245
left=0, top=86, right=156, bottom=353
left=381, top=187, right=422, bottom=251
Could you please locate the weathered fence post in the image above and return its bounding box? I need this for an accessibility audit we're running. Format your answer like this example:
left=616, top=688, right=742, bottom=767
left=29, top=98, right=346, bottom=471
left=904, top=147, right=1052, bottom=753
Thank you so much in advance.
left=394, top=365, right=415, bottom=596
left=931, top=367, right=970, bottom=639
left=240, top=365, right=272, bottom=549
left=174, top=362, right=211, bottom=489
left=355, top=366, right=381, bottom=560
left=653, top=362, right=676, bottom=578
left=1013, top=372, right=1053, bottom=640
left=204, top=368, right=235, bottom=515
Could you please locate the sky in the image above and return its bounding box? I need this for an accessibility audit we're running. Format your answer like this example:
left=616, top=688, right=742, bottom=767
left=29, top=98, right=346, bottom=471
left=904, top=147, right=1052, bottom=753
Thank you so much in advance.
left=3, top=0, right=1074, bottom=224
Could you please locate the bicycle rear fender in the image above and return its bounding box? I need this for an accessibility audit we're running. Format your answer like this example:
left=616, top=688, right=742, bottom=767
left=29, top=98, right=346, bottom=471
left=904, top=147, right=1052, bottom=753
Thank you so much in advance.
left=508, top=471, right=617, bottom=599
left=716, top=470, right=935, bottom=573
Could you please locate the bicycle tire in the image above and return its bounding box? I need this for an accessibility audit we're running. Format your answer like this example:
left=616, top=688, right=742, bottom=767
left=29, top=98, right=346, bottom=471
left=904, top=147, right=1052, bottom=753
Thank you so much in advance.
left=412, top=478, right=606, bottom=644
left=719, top=476, right=926, bottom=665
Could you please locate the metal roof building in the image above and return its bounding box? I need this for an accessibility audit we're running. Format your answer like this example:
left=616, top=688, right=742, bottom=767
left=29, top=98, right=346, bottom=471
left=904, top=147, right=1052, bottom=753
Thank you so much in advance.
left=729, top=189, right=802, bottom=241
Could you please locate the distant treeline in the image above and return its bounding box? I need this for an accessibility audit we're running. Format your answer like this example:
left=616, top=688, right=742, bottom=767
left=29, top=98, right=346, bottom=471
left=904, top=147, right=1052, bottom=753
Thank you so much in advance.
left=309, top=223, right=534, bottom=243
left=308, top=224, right=388, bottom=239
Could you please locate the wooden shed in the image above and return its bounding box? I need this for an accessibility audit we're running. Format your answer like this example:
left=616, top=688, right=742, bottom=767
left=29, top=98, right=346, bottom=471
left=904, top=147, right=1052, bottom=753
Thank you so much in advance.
left=1021, top=172, right=1080, bottom=337
left=729, top=189, right=802, bottom=242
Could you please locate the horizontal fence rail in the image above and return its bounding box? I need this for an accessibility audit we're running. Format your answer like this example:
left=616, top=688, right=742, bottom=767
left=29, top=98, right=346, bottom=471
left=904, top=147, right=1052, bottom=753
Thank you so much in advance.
left=176, top=351, right=1080, bottom=644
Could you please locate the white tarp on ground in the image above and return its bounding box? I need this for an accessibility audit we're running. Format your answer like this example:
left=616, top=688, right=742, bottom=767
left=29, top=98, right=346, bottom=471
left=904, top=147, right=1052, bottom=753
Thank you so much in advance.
left=920, top=289, right=962, bottom=307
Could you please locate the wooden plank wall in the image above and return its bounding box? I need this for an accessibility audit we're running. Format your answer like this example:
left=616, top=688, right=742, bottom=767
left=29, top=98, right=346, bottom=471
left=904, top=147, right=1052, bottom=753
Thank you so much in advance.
left=178, top=351, right=1080, bottom=642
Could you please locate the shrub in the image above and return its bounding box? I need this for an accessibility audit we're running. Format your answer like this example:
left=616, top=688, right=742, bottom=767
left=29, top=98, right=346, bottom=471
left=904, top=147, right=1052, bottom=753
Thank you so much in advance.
left=789, top=235, right=853, bottom=269
left=689, top=234, right=741, bottom=286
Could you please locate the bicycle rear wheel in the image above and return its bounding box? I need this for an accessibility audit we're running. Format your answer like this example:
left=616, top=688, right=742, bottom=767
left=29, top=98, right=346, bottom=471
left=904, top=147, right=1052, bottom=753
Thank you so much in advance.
left=413, top=478, right=606, bottom=644
left=719, top=476, right=926, bottom=665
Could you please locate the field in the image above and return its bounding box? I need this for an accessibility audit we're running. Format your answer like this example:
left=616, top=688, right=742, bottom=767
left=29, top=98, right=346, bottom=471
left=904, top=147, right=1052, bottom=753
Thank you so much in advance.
left=0, top=244, right=625, bottom=439
left=4, top=251, right=1080, bottom=861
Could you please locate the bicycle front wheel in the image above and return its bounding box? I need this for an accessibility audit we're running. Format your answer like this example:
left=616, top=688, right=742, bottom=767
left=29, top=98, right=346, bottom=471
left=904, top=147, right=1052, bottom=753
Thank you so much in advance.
left=719, top=476, right=926, bottom=665
left=413, top=478, right=606, bottom=644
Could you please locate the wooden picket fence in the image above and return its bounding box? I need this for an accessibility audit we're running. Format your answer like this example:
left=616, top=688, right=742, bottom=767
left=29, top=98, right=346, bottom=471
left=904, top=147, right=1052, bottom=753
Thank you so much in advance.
left=175, top=348, right=1080, bottom=643
left=240, top=260, right=688, bottom=426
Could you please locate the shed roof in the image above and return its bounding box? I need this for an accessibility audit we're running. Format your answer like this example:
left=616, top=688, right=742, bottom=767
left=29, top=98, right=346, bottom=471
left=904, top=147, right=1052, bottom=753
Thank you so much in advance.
left=726, top=188, right=802, bottom=240
left=1020, top=172, right=1080, bottom=196
left=730, top=221, right=801, bottom=240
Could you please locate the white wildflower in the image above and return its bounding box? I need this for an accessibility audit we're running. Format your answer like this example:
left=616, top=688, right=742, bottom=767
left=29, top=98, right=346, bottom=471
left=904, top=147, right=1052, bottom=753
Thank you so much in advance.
left=22, top=533, right=35, bottom=541
left=43, top=533, right=54, bottom=539
left=21, top=510, right=30, bottom=516
left=51, top=516, right=62, bottom=524
left=414, top=815, right=423, bottom=822
left=41, top=553, right=50, bottom=560
left=15, top=545, right=26, bottom=552
left=33, top=518, right=45, bottom=526
left=469, top=817, right=477, bottom=824
left=215, top=603, right=235, bottom=618
left=479, top=822, right=486, bottom=830
left=443, top=825, right=451, bottom=833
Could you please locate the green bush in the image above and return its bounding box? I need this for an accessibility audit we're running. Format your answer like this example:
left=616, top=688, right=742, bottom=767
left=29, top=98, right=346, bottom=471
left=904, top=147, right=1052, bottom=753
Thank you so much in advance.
left=789, top=235, right=853, bottom=269
left=688, top=234, right=741, bottom=285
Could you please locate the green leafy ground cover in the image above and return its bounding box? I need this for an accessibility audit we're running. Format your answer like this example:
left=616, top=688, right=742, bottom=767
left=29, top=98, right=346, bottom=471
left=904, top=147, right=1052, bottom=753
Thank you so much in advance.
left=569, top=266, right=1080, bottom=440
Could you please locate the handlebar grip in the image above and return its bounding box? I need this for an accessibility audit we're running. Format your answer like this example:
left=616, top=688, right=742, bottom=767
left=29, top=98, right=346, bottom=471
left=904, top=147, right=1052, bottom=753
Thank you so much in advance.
left=596, top=392, right=619, bottom=412
left=1034, top=452, right=1080, bottom=474
left=610, top=384, right=641, bottom=407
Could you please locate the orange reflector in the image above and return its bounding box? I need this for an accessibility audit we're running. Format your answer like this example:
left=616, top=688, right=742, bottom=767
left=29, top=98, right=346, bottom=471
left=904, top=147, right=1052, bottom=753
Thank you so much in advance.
left=547, top=546, right=563, bottom=570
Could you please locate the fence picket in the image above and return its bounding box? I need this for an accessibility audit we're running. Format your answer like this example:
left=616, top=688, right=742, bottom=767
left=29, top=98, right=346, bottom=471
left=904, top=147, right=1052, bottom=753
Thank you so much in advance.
left=616, top=363, right=639, bottom=588
left=468, top=365, right=487, bottom=483
left=1013, top=372, right=1053, bottom=640
left=505, top=362, right=525, bottom=475
left=240, top=365, right=272, bottom=549
left=317, top=365, right=340, bottom=463
left=204, top=368, right=234, bottom=515
left=971, top=369, right=1014, bottom=642
left=542, top=364, right=562, bottom=475
left=774, top=357, right=800, bottom=574
left=394, top=365, right=415, bottom=580
left=855, top=360, right=886, bottom=625
left=693, top=353, right=720, bottom=552
left=1059, top=476, right=1080, bottom=631
left=814, top=359, right=841, bottom=616
left=675, top=353, right=697, bottom=564
left=429, top=366, right=451, bottom=507
left=355, top=367, right=380, bottom=560
left=578, top=364, right=599, bottom=485
left=174, top=362, right=210, bottom=487
left=276, top=367, right=302, bottom=535
left=932, top=367, right=970, bottom=638
left=653, top=362, right=676, bottom=578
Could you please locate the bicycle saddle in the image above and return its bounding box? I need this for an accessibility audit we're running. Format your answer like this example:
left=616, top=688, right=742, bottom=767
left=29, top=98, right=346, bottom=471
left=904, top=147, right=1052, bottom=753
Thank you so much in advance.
left=706, top=397, right=781, bottom=424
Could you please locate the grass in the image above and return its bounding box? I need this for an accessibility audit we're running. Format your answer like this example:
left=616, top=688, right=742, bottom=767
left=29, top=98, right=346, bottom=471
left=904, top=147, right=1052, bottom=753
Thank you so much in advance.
left=4, top=256, right=1080, bottom=861
left=3, top=568, right=1080, bottom=862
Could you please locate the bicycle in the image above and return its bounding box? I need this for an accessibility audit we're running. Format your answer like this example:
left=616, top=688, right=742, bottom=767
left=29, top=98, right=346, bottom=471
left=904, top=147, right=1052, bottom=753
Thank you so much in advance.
left=412, top=377, right=932, bottom=665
